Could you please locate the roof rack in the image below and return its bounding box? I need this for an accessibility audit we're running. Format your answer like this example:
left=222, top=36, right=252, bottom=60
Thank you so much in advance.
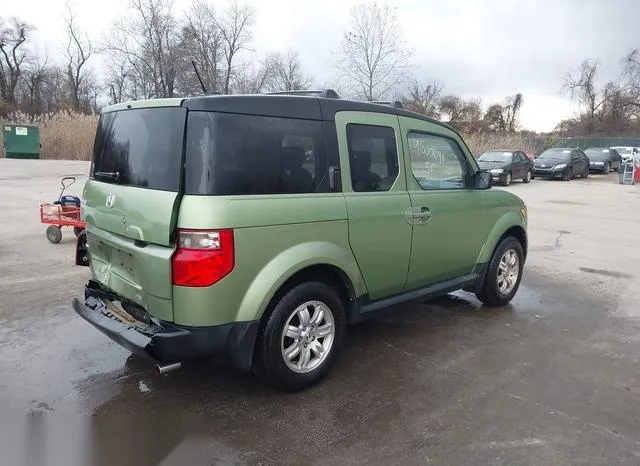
left=370, top=100, right=405, bottom=109
left=265, top=89, right=340, bottom=99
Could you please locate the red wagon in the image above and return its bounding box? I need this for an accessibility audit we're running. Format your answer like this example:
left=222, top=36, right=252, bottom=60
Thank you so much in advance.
left=39, top=176, right=86, bottom=243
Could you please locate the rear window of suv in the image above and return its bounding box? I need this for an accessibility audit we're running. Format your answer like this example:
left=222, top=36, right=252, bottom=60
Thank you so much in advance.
left=91, top=107, right=187, bottom=191
left=185, top=112, right=333, bottom=195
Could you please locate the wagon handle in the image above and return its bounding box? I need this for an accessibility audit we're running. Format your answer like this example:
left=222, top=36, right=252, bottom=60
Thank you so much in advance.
left=59, top=176, right=77, bottom=200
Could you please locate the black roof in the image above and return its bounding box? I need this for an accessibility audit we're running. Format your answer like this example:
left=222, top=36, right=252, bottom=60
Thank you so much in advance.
left=183, top=94, right=455, bottom=132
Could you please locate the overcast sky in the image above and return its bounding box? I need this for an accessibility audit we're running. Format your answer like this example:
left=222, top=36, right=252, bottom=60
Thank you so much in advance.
left=3, top=0, right=639, bottom=131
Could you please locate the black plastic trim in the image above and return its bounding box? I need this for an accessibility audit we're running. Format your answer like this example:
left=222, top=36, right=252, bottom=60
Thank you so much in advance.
left=181, top=94, right=458, bottom=134
left=348, top=265, right=487, bottom=324
left=183, top=95, right=324, bottom=120
left=72, top=281, right=259, bottom=371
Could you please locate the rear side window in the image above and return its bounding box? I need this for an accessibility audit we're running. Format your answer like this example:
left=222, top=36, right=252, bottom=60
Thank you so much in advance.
left=185, top=112, right=332, bottom=195
left=91, top=107, right=187, bottom=191
left=346, top=124, right=399, bottom=192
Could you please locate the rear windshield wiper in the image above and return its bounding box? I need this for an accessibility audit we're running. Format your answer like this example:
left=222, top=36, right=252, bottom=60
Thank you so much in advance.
left=94, top=171, right=120, bottom=181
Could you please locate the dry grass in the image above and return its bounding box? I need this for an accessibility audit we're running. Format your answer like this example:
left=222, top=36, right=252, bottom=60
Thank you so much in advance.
left=1, top=111, right=548, bottom=161
left=463, top=133, right=546, bottom=156
left=1, top=111, right=98, bottom=160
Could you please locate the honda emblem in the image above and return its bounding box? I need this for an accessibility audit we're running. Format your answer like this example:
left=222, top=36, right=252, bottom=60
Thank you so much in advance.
left=106, top=193, right=116, bottom=209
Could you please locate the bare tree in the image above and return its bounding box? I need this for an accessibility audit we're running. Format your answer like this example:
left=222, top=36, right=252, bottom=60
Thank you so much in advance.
left=0, top=18, right=33, bottom=108
left=63, top=3, right=94, bottom=112
left=562, top=60, right=609, bottom=132
left=181, top=0, right=223, bottom=94
left=503, top=93, right=523, bottom=132
left=438, top=95, right=464, bottom=122
left=265, top=50, right=312, bottom=92
left=484, top=103, right=506, bottom=131
left=218, top=0, right=255, bottom=94
left=18, top=52, right=49, bottom=117
left=622, top=49, right=640, bottom=112
left=403, top=79, right=442, bottom=116
left=336, top=2, right=413, bottom=101
left=232, top=55, right=273, bottom=94
left=104, top=0, right=183, bottom=100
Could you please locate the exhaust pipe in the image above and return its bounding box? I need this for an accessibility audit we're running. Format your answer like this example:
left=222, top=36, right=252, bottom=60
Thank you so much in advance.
left=155, top=362, right=182, bottom=375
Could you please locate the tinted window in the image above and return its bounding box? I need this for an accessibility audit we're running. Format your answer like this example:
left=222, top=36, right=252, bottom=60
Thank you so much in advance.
left=185, top=112, right=332, bottom=195
left=91, top=108, right=187, bottom=191
left=478, top=151, right=513, bottom=163
left=611, top=147, right=632, bottom=155
left=585, top=149, right=610, bottom=161
left=538, top=149, right=570, bottom=161
left=346, top=124, right=399, bottom=192
left=408, top=132, right=469, bottom=190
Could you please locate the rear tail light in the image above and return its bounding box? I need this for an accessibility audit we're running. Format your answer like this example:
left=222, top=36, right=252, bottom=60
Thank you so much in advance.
left=172, top=229, right=234, bottom=287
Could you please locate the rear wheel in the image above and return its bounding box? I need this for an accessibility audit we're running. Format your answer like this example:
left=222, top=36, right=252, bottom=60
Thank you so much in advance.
left=584, top=166, right=589, bottom=178
left=476, top=236, right=524, bottom=306
left=46, top=225, right=62, bottom=244
left=253, top=281, right=346, bottom=391
left=523, top=170, right=532, bottom=183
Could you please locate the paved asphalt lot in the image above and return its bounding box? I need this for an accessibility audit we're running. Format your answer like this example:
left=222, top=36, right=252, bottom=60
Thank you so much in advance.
left=1, top=159, right=640, bottom=465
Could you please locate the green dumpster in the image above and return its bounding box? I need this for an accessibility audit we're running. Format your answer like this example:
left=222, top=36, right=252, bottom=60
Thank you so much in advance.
left=3, top=124, right=40, bottom=159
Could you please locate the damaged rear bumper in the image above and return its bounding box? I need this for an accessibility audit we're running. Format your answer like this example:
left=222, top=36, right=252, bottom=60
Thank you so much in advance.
left=72, top=281, right=259, bottom=371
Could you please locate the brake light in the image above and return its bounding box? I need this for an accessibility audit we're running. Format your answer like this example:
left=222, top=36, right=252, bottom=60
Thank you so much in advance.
left=172, top=229, right=234, bottom=287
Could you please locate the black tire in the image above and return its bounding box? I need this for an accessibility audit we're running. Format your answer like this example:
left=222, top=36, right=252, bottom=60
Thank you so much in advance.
left=523, top=170, right=532, bottom=183
left=253, top=281, right=346, bottom=391
left=603, top=163, right=610, bottom=175
left=476, top=236, right=525, bottom=307
left=503, top=171, right=512, bottom=186
left=73, top=226, right=84, bottom=237
left=562, top=168, right=572, bottom=181
left=46, top=225, right=62, bottom=244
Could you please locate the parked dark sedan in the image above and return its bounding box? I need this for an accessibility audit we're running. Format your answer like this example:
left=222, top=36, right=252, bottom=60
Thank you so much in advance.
left=477, top=150, right=535, bottom=186
left=584, top=148, right=622, bottom=173
left=533, top=148, right=589, bottom=181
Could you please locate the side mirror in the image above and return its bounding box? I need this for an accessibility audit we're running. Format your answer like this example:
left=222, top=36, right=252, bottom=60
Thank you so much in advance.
left=474, top=170, right=492, bottom=190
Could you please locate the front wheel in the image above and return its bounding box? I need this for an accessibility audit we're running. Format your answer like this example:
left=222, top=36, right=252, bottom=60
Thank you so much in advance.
left=253, top=281, right=346, bottom=391
left=523, top=170, right=532, bottom=183
left=503, top=171, right=512, bottom=186
left=476, top=236, right=525, bottom=306
left=562, top=168, right=572, bottom=181
left=46, top=225, right=62, bottom=244
left=603, top=163, right=610, bottom=175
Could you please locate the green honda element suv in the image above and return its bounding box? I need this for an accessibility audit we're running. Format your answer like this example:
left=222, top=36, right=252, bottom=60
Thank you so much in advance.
left=72, top=90, right=527, bottom=391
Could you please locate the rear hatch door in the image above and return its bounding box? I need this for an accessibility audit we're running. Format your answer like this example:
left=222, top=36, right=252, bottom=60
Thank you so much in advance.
left=83, top=105, right=186, bottom=321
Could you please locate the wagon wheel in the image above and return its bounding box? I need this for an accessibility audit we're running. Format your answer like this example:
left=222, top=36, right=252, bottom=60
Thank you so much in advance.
left=46, top=225, right=62, bottom=244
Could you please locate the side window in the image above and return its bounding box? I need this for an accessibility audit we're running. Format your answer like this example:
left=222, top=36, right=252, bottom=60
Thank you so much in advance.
left=185, top=112, right=333, bottom=195
left=407, top=132, right=469, bottom=190
left=571, top=151, right=581, bottom=161
left=346, top=124, right=399, bottom=192
left=516, top=152, right=526, bottom=162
